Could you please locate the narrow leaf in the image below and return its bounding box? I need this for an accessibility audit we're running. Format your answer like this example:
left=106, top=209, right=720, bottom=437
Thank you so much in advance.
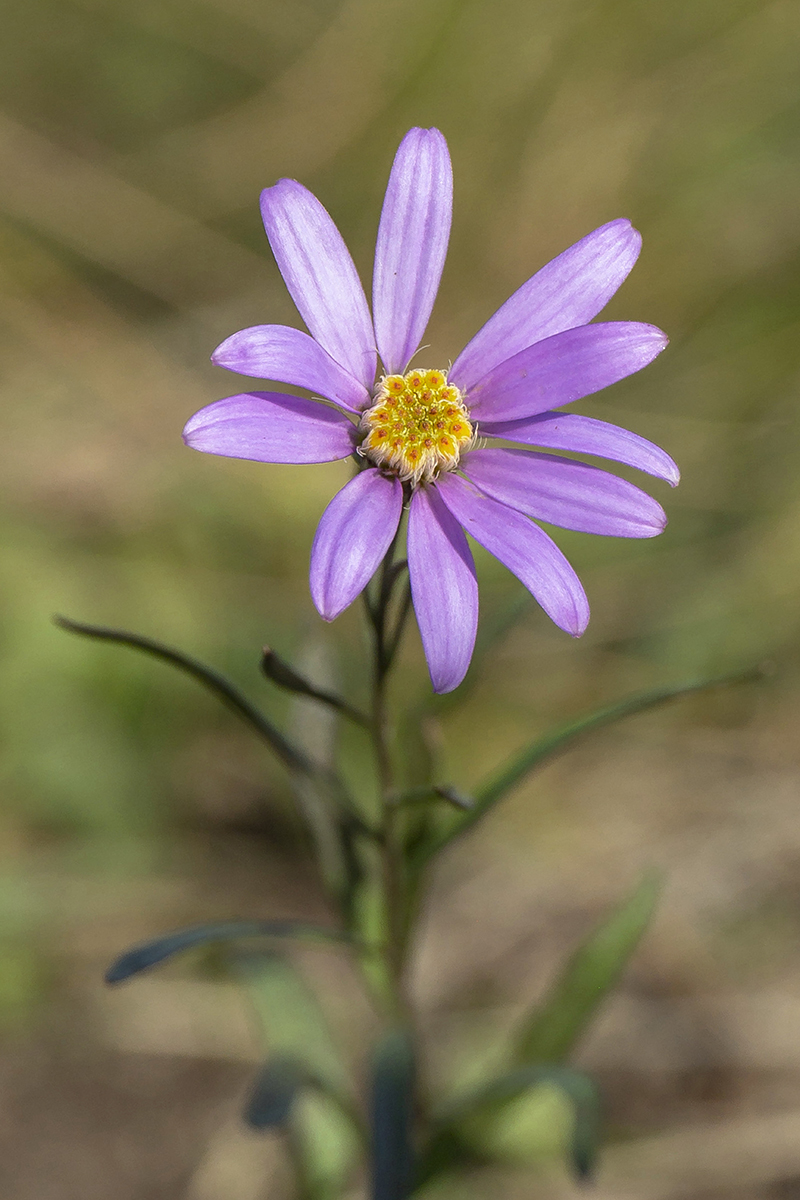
left=55, top=616, right=313, bottom=775
left=419, top=665, right=765, bottom=862
left=394, top=784, right=474, bottom=811
left=246, top=1054, right=304, bottom=1128
left=55, top=617, right=366, bottom=855
left=106, top=920, right=349, bottom=984
left=419, top=1065, right=599, bottom=1184
left=236, top=951, right=351, bottom=1095
left=433, top=785, right=474, bottom=811
left=472, top=1066, right=600, bottom=1180
left=261, top=645, right=369, bottom=728
left=515, top=872, right=660, bottom=1063
left=238, top=955, right=366, bottom=1161
left=371, top=1030, right=416, bottom=1200
left=292, top=1090, right=364, bottom=1200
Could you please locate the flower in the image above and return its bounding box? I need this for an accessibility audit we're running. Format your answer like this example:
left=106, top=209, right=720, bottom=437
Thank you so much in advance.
left=184, top=127, right=677, bottom=693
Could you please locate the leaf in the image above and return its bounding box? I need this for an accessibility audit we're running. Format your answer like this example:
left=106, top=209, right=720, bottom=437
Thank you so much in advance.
left=236, top=951, right=351, bottom=1095
left=55, top=615, right=314, bottom=775
left=55, top=617, right=370, bottom=900
left=245, top=1054, right=304, bottom=1128
left=418, top=1065, right=599, bottom=1184
left=293, top=1090, right=363, bottom=1200
left=237, top=952, right=365, bottom=1191
left=105, top=920, right=350, bottom=984
left=370, top=1030, right=416, bottom=1200
left=514, top=872, right=661, bottom=1063
left=244, top=1053, right=365, bottom=1200
left=261, top=645, right=369, bottom=728
left=469, top=1066, right=600, bottom=1180
left=418, top=666, right=765, bottom=863
left=393, top=784, right=474, bottom=811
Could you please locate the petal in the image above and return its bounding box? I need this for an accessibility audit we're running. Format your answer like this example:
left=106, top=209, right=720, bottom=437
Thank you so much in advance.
left=260, top=180, right=376, bottom=388
left=437, top=474, right=589, bottom=636
left=462, top=447, right=667, bottom=538
left=310, top=470, right=403, bottom=620
left=183, top=392, right=356, bottom=464
left=451, top=219, right=643, bottom=389
left=212, top=325, right=370, bottom=413
left=481, top=412, right=680, bottom=486
left=467, top=323, right=668, bottom=422
left=408, top=487, right=478, bottom=694
left=373, top=127, right=453, bottom=374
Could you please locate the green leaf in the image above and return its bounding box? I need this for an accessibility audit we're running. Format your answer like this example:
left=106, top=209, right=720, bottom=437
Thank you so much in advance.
left=292, top=1090, right=363, bottom=1200
left=418, top=666, right=765, bottom=864
left=418, top=1065, right=599, bottom=1183
left=236, top=951, right=351, bottom=1096
left=370, top=1030, right=415, bottom=1200
left=245, top=1054, right=304, bottom=1128
left=55, top=617, right=370, bottom=900
left=393, top=784, right=473, bottom=811
left=261, top=645, right=369, bottom=728
left=238, top=952, right=364, bottom=1194
left=514, top=872, right=661, bottom=1064
left=105, top=920, right=350, bottom=984
left=55, top=615, right=313, bottom=775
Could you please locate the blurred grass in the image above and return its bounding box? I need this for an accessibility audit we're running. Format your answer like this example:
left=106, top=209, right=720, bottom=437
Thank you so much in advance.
left=0, top=0, right=799, bottom=1190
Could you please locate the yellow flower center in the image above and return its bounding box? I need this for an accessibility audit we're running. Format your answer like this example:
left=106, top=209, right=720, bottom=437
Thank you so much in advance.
left=360, top=369, right=474, bottom=485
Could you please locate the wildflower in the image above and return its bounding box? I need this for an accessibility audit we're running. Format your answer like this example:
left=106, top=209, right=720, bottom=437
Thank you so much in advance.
left=184, top=128, right=677, bottom=693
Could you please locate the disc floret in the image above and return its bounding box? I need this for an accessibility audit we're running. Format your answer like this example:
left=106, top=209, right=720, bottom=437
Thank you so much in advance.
left=360, top=369, right=474, bottom=485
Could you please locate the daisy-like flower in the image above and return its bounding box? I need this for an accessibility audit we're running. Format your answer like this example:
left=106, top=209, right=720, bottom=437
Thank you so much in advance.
left=184, top=128, right=677, bottom=693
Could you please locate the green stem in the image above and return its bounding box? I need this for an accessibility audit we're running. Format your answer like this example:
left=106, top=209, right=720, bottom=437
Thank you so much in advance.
left=360, top=514, right=416, bottom=1020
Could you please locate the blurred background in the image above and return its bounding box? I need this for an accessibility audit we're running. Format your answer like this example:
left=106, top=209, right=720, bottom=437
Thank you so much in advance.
left=1, top=0, right=800, bottom=1196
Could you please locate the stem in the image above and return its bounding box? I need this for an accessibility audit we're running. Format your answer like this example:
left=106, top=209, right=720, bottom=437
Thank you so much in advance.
left=361, top=512, right=416, bottom=1017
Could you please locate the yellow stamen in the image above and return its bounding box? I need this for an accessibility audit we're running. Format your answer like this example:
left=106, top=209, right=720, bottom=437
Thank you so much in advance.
left=360, top=369, right=474, bottom=484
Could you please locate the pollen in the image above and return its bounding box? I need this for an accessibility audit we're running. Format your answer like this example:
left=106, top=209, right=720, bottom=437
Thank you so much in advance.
left=360, top=369, right=474, bottom=485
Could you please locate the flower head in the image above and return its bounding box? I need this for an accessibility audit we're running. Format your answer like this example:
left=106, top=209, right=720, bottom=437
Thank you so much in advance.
left=184, top=128, right=677, bottom=693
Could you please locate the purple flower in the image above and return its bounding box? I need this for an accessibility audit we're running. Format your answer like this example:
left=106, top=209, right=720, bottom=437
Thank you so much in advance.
left=184, top=128, right=677, bottom=694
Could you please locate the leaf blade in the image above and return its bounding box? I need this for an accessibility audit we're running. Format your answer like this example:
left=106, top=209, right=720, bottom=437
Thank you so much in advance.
left=515, top=872, right=661, bottom=1063
left=418, top=1065, right=599, bottom=1184
left=419, top=666, right=765, bottom=863
left=245, top=1054, right=304, bottom=1129
left=105, top=920, right=350, bottom=984
left=55, top=615, right=313, bottom=775
left=261, top=645, right=369, bottom=728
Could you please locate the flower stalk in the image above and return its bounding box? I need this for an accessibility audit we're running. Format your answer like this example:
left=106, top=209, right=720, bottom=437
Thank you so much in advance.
left=363, top=522, right=417, bottom=1018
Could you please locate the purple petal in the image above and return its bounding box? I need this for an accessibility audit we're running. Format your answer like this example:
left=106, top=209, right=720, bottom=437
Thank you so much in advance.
left=260, top=180, right=376, bottom=389
left=461, top=447, right=667, bottom=538
left=437, top=474, right=589, bottom=636
left=467, top=323, right=668, bottom=422
left=373, top=128, right=453, bottom=374
left=310, top=470, right=403, bottom=620
left=212, top=325, right=370, bottom=413
left=481, top=412, right=680, bottom=486
left=183, top=392, right=356, bottom=464
left=408, top=487, right=478, bottom=694
left=451, top=219, right=643, bottom=390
